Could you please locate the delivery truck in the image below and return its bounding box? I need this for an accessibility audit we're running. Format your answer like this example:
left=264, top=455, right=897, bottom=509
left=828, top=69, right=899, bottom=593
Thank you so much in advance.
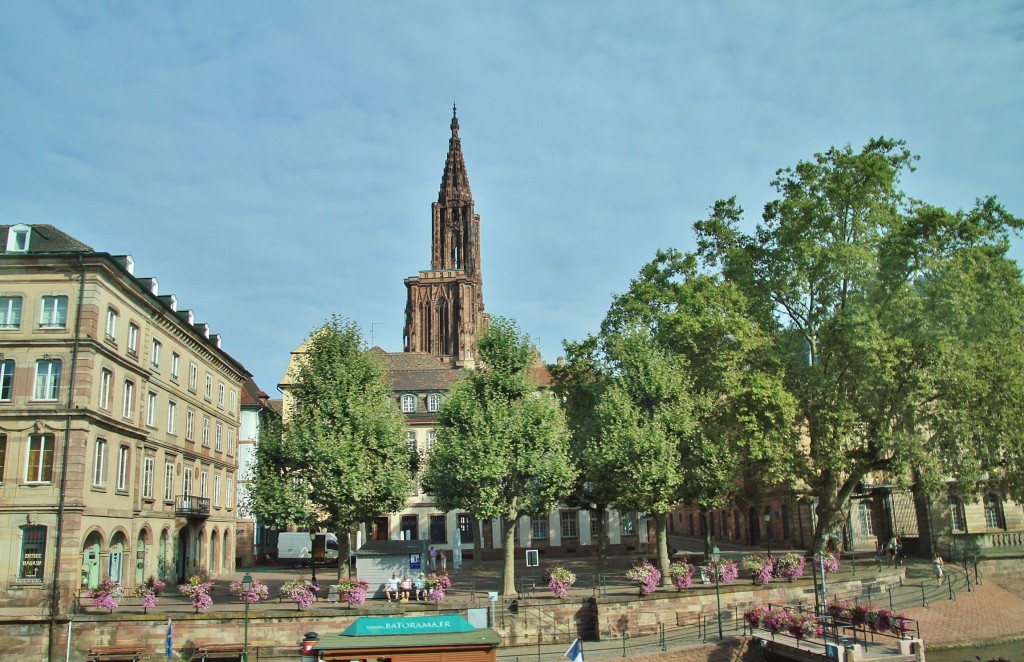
left=277, top=532, right=339, bottom=566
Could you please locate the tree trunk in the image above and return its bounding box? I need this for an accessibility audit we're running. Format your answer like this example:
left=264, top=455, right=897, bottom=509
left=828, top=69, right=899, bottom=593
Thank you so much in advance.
left=701, top=508, right=713, bottom=560
left=594, top=507, right=608, bottom=567
left=502, top=516, right=518, bottom=596
left=336, top=529, right=352, bottom=581
left=654, top=512, right=670, bottom=586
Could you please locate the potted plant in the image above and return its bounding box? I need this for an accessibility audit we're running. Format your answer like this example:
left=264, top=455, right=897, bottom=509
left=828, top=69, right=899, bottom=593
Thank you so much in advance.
left=816, top=551, right=840, bottom=575
left=133, top=577, right=166, bottom=613
left=761, top=607, right=789, bottom=635
left=547, top=566, right=577, bottom=598
left=741, top=554, right=775, bottom=585
left=625, top=560, right=661, bottom=596
left=706, top=558, right=739, bottom=584
left=668, top=559, right=695, bottom=590
left=230, top=578, right=269, bottom=603
left=787, top=612, right=823, bottom=640
left=280, top=579, right=318, bottom=610
left=178, top=576, right=214, bottom=613
left=88, top=578, right=124, bottom=613
left=337, top=577, right=371, bottom=607
left=775, top=553, right=807, bottom=581
left=744, top=604, right=770, bottom=629
left=424, top=572, right=451, bottom=602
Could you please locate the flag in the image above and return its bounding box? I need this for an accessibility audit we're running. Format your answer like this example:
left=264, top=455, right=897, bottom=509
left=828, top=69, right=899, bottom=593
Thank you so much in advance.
left=165, top=618, right=173, bottom=659
left=564, top=638, right=584, bottom=662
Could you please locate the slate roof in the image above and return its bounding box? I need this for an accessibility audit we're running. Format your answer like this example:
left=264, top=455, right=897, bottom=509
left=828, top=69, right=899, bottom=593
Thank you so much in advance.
left=375, top=349, right=463, bottom=392
left=315, top=629, right=500, bottom=652
left=1, top=224, right=92, bottom=253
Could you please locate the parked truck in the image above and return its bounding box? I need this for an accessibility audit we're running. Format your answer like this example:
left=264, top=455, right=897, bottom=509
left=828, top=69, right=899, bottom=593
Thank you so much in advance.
left=277, top=532, right=339, bottom=566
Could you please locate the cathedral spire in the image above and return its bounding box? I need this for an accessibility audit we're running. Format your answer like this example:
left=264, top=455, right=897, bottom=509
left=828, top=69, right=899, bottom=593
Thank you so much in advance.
left=438, top=104, right=472, bottom=203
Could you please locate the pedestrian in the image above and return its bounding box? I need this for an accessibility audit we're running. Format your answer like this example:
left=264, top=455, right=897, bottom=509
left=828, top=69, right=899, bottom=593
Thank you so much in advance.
left=895, top=536, right=904, bottom=567
left=439, top=549, right=447, bottom=572
left=429, top=545, right=437, bottom=571
left=932, top=551, right=944, bottom=585
left=886, top=535, right=898, bottom=566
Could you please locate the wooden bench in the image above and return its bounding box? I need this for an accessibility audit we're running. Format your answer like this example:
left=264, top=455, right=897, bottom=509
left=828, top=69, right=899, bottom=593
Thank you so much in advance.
left=190, top=643, right=247, bottom=661
left=87, top=645, right=145, bottom=662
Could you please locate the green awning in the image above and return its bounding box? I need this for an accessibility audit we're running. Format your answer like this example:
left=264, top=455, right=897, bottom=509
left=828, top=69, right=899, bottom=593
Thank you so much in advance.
left=341, top=615, right=476, bottom=636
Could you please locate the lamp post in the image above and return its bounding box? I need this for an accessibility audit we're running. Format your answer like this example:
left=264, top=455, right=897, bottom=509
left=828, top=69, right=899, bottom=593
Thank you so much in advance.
left=764, top=511, right=772, bottom=558
left=242, top=572, right=253, bottom=662
left=711, top=545, right=723, bottom=640
left=309, top=531, right=318, bottom=586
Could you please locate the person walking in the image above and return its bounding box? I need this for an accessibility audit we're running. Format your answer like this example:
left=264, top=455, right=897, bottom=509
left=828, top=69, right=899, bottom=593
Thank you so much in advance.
left=932, top=551, right=945, bottom=585
left=895, top=536, right=905, bottom=567
left=439, top=549, right=447, bottom=572
left=429, top=546, right=437, bottom=571
left=887, top=535, right=898, bottom=566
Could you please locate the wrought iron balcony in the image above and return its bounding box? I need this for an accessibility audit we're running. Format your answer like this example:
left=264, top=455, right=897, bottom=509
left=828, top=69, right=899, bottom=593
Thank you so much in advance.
left=175, top=495, right=210, bottom=519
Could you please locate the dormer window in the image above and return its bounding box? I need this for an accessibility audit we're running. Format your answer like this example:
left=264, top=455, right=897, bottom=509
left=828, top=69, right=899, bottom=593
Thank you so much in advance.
left=5, top=224, right=30, bottom=253
left=400, top=394, right=417, bottom=413
left=427, top=394, right=442, bottom=412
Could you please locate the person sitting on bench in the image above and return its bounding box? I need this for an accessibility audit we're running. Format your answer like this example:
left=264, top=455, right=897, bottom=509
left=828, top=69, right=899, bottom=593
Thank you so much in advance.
left=384, top=573, right=400, bottom=602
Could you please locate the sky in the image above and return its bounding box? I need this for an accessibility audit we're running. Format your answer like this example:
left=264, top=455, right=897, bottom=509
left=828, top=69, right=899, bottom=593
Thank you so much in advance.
left=2, top=2, right=1023, bottom=395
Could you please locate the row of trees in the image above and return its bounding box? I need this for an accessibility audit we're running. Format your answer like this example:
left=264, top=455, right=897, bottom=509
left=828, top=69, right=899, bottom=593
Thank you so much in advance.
left=248, top=138, right=1024, bottom=597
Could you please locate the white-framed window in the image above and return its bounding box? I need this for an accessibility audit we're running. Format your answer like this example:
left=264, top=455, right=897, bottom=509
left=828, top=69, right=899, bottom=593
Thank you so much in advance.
left=151, top=339, right=162, bottom=369
left=142, top=456, right=155, bottom=499
left=127, top=323, right=139, bottom=356
left=215, top=422, right=223, bottom=452
left=204, top=374, right=212, bottom=400
left=92, top=438, right=107, bottom=487
left=18, top=524, right=47, bottom=582
left=226, top=477, right=233, bottom=509
left=26, top=434, right=54, bottom=482
left=98, top=368, right=112, bottom=410
left=116, top=445, right=129, bottom=491
left=984, top=493, right=1006, bottom=530
left=427, top=393, right=441, bottom=412
left=167, top=401, right=177, bottom=434
left=202, top=416, right=210, bottom=448
left=213, top=475, right=221, bottom=507
left=122, top=380, right=134, bottom=419
left=229, top=390, right=236, bottom=415
left=163, top=462, right=175, bottom=502
left=183, top=467, right=193, bottom=497
left=200, top=471, right=208, bottom=498
left=105, top=308, right=118, bottom=341
left=621, top=511, right=638, bottom=536
left=146, top=391, right=157, bottom=427
left=188, top=362, right=198, bottom=392
left=33, top=359, right=61, bottom=401
left=400, top=394, right=416, bottom=413
left=39, top=295, right=68, bottom=329
left=560, top=510, right=578, bottom=538
left=228, top=428, right=236, bottom=457
left=531, top=516, right=549, bottom=540
left=427, top=431, right=437, bottom=452
left=217, top=382, right=224, bottom=408
left=0, top=295, right=22, bottom=329
left=406, top=431, right=417, bottom=455
left=186, top=409, right=195, bottom=441
left=1, top=359, right=15, bottom=401
left=949, top=495, right=967, bottom=533
left=6, top=225, right=30, bottom=252
left=171, top=352, right=180, bottom=380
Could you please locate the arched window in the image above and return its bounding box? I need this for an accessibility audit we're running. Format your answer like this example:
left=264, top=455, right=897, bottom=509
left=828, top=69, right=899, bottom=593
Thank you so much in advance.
left=400, top=394, right=417, bottom=413
left=949, top=495, right=967, bottom=532
left=984, top=493, right=1006, bottom=530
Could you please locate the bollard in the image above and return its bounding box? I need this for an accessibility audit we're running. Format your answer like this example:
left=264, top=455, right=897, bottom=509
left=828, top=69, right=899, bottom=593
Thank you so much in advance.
left=921, top=584, right=927, bottom=607
left=301, top=632, right=319, bottom=662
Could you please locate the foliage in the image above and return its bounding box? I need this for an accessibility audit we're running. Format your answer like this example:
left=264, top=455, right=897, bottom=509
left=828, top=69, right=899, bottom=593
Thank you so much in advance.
left=178, top=576, right=214, bottom=613
left=827, top=603, right=906, bottom=636
left=741, top=554, right=775, bottom=584
left=424, top=573, right=451, bottom=602
left=625, top=560, right=662, bottom=596
left=229, top=579, right=270, bottom=603
left=694, top=138, right=1024, bottom=551
left=88, top=579, right=124, bottom=612
left=132, top=577, right=165, bottom=613
left=337, top=578, right=370, bottom=607
left=787, top=613, right=824, bottom=640
left=816, top=551, right=840, bottom=575
left=668, top=560, right=696, bottom=590
left=706, top=559, right=739, bottom=584
left=281, top=579, right=318, bottom=610
left=246, top=316, right=411, bottom=579
left=774, top=553, right=807, bottom=581
left=547, top=566, right=577, bottom=597
left=421, top=317, right=575, bottom=597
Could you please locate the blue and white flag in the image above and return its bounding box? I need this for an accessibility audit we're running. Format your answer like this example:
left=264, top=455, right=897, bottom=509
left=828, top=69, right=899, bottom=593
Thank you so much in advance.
left=165, top=618, right=173, bottom=659
left=564, top=638, right=584, bottom=662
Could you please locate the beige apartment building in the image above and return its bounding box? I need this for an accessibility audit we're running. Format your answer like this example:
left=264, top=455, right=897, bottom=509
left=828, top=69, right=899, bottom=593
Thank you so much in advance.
left=0, top=224, right=249, bottom=610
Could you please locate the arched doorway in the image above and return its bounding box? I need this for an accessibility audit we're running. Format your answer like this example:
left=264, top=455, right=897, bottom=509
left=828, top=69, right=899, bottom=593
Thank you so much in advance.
left=223, top=528, right=231, bottom=573
left=176, top=528, right=191, bottom=583
left=209, top=529, right=219, bottom=575
left=108, top=532, right=127, bottom=584
left=158, top=529, right=170, bottom=582
left=82, top=532, right=103, bottom=589
left=135, top=530, right=149, bottom=585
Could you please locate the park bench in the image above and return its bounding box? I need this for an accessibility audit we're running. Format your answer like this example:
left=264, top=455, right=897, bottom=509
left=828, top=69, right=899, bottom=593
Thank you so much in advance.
left=87, top=645, right=145, bottom=662
left=189, top=642, right=247, bottom=661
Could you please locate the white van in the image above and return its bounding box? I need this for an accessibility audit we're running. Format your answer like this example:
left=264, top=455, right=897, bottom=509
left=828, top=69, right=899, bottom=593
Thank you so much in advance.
left=277, top=532, right=339, bottom=565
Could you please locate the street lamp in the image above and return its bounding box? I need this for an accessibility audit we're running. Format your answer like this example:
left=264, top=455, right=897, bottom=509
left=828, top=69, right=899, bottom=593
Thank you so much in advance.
left=711, top=545, right=723, bottom=640
left=242, top=572, right=253, bottom=662
left=309, top=531, right=318, bottom=585
left=764, top=511, right=772, bottom=558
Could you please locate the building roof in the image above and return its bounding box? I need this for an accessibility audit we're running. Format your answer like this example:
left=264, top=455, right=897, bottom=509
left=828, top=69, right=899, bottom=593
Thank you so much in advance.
left=375, top=349, right=463, bottom=392
left=240, top=377, right=271, bottom=407
left=1, top=224, right=92, bottom=253
left=315, top=629, right=500, bottom=653
left=355, top=540, right=429, bottom=557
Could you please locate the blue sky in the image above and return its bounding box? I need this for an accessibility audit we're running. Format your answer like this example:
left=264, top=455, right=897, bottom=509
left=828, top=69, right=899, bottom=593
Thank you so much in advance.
left=2, top=2, right=1022, bottom=394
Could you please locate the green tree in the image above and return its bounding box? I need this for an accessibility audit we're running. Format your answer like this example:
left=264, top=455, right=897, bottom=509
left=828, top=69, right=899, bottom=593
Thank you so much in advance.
left=246, top=316, right=411, bottom=578
left=421, top=317, right=575, bottom=596
left=694, top=138, right=1024, bottom=551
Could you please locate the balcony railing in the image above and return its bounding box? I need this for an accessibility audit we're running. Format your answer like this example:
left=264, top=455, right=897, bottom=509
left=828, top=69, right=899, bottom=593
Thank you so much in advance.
left=950, top=530, right=1024, bottom=557
left=175, top=495, right=210, bottom=518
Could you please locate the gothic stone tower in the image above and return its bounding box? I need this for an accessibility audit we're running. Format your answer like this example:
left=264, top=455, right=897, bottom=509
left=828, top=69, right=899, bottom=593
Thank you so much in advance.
left=403, top=107, right=488, bottom=367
